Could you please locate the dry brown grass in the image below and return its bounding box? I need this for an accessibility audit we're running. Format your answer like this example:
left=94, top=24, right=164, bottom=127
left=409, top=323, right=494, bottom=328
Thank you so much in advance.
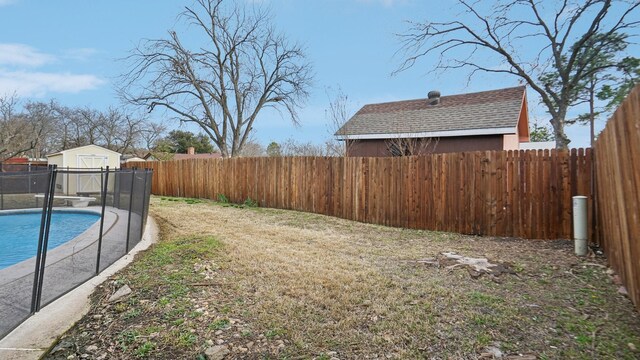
left=47, top=197, right=640, bottom=359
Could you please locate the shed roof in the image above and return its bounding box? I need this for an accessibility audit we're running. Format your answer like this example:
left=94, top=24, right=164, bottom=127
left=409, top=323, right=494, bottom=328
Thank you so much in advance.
left=47, top=144, right=122, bottom=157
left=336, top=86, right=526, bottom=139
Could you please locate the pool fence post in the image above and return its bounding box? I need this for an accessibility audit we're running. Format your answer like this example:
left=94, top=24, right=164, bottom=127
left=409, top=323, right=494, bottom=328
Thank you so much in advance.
left=139, top=169, right=149, bottom=240
left=0, top=163, right=4, bottom=210
left=95, top=167, right=109, bottom=275
left=125, top=168, right=136, bottom=252
left=34, top=165, right=57, bottom=312
left=30, top=165, right=53, bottom=313
left=114, top=170, right=121, bottom=208
left=30, top=165, right=57, bottom=313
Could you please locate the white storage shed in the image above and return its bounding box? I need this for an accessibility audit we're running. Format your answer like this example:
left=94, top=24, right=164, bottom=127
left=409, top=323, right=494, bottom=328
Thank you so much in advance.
left=47, top=145, right=121, bottom=194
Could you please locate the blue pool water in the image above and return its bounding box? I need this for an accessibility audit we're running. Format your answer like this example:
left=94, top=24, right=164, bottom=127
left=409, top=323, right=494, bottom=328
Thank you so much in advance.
left=0, top=211, right=101, bottom=270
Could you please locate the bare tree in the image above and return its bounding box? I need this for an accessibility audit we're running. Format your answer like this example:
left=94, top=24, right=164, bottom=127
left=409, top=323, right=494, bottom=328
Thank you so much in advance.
left=385, top=137, right=439, bottom=157
left=121, top=0, right=312, bottom=157
left=56, top=105, right=164, bottom=155
left=140, top=121, right=168, bottom=153
left=22, top=100, right=62, bottom=158
left=0, top=94, right=50, bottom=161
left=280, top=138, right=328, bottom=157
left=239, top=140, right=265, bottom=157
left=325, top=87, right=356, bottom=156
left=396, top=0, right=639, bottom=148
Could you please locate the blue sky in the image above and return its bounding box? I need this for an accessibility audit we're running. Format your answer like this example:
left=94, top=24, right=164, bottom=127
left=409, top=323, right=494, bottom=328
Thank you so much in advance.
left=0, top=0, right=636, bottom=149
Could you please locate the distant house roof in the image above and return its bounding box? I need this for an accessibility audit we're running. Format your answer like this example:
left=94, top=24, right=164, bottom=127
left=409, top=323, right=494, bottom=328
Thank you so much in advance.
left=123, top=157, right=146, bottom=163
left=172, top=153, right=222, bottom=160
left=336, top=86, right=527, bottom=140
left=143, top=152, right=222, bottom=161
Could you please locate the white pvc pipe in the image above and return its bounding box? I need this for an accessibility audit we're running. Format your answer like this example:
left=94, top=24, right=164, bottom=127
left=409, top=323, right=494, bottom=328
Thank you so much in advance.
left=573, top=196, right=588, bottom=256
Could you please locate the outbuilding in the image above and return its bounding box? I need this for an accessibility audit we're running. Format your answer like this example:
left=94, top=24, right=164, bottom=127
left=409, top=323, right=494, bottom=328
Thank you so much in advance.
left=47, top=145, right=121, bottom=194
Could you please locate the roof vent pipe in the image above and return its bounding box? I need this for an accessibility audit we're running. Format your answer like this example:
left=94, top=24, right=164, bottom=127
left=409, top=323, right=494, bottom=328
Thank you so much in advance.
left=428, top=90, right=441, bottom=105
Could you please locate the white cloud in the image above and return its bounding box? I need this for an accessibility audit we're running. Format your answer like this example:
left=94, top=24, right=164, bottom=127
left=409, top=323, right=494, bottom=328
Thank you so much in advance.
left=0, top=43, right=55, bottom=67
left=0, top=69, right=105, bottom=97
left=63, top=48, right=99, bottom=61
left=0, top=43, right=105, bottom=97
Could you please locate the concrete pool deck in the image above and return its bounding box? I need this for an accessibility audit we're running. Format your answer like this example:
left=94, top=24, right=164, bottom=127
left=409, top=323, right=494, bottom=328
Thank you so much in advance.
left=0, top=215, right=158, bottom=360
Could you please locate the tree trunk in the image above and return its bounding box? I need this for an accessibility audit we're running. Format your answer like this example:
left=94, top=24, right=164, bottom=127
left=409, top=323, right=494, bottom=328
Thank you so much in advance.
left=551, top=111, right=570, bottom=149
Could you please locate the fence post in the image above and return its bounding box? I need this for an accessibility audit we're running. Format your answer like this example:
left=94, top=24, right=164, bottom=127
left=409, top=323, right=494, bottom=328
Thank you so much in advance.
left=35, top=165, right=57, bottom=311
left=95, top=167, right=110, bottom=275
left=30, top=165, right=53, bottom=313
left=28, top=163, right=31, bottom=194
left=31, top=165, right=57, bottom=313
left=0, top=165, right=3, bottom=210
left=139, top=170, right=148, bottom=240
left=114, top=170, right=121, bottom=208
left=125, top=168, right=136, bottom=252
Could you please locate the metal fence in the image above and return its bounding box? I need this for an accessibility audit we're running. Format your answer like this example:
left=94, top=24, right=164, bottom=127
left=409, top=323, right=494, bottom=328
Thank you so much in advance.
left=0, top=165, right=152, bottom=339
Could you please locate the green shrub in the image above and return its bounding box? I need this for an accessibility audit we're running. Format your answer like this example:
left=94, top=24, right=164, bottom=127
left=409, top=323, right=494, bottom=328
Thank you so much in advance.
left=217, top=194, right=229, bottom=203
left=243, top=197, right=258, bottom=207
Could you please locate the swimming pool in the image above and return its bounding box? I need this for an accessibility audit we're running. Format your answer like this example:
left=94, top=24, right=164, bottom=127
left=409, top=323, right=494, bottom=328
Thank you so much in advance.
left=0, top=210, right=101, bottom=270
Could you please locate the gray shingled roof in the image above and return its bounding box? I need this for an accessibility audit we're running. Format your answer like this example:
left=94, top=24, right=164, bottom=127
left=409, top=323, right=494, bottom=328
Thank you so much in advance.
left=336, top=86, right=525, bottom=137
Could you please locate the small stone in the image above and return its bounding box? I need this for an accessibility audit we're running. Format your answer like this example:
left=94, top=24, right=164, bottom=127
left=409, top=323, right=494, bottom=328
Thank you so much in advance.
left=51, top=340, right=74, bottom=354
left=206, top=339, right=214, bottom=346
left=215, top=330, right=223, bottom=336
left=85, top=345, right=98, bottom=353
left=67, top=355, right=75, bottom=360
left=107, top=285, right=132, bottom=303
left=613, top=275, right=622, bottom=285
left=246, top=341, right=254, bottom=348
left=629, top=343, right=637, bottom=351
left=619, top=286, right=629, bottom=295
left=216, top=339, right=225, bottom=345
left=238, top=347, right=248, bottom=352
left=204, top=345, right=229, bottom=360
left=92, top=315, right=103, bottom=320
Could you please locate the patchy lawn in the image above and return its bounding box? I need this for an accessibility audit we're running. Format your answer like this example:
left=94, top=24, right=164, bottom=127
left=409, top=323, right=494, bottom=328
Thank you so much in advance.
left=46, top=197, right=640, bottom=359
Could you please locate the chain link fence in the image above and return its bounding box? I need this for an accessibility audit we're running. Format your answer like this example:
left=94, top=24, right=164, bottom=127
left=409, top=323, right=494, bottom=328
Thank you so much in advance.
left=0, top=165, right=152, bottom=339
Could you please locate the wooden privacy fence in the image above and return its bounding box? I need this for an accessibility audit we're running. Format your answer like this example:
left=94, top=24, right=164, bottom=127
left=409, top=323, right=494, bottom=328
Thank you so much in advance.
left=128, top=148, right=594, bottom=241
left=594, top=84, right=640, bottom=308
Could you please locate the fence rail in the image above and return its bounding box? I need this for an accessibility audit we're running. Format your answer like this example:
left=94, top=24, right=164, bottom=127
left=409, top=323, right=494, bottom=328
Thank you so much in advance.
left=128, top=148, right=594, bottom=241
left=594, top=84, right=640, bottom=308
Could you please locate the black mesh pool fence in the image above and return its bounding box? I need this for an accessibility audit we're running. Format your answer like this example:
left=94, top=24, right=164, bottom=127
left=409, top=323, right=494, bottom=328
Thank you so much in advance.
left=0, top=165, right=153, bottom=339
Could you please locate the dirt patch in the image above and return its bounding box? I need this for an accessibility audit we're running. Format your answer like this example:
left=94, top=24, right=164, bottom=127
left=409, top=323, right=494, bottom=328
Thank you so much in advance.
left=45, top=197, right=640, bottom=359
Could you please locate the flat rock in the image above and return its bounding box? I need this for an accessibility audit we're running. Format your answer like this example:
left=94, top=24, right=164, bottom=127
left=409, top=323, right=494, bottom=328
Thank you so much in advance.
left=205, top=345, right=229, bottom=360
left=108, top=285, right=132, bottom=302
